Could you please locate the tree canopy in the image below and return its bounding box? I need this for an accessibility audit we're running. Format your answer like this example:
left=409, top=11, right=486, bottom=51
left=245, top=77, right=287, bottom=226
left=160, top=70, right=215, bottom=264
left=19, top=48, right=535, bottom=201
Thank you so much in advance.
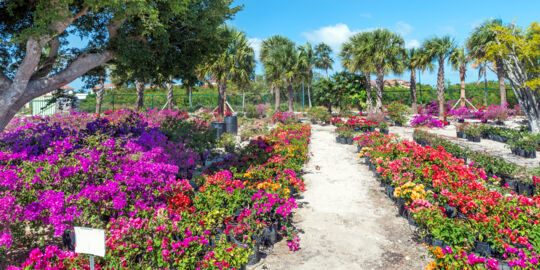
left=0, top=0, right=239, bottom=130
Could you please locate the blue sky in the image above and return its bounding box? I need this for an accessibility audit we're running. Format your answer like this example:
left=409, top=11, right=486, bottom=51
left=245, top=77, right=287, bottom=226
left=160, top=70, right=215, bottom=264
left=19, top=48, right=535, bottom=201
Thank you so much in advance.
left=68, top=0, right=539, bottom=90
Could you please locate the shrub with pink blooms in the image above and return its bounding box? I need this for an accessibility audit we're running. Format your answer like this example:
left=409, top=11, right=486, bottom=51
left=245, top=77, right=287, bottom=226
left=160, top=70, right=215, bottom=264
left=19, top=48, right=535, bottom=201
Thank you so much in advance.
left=1, top=110, right=311, bottom=269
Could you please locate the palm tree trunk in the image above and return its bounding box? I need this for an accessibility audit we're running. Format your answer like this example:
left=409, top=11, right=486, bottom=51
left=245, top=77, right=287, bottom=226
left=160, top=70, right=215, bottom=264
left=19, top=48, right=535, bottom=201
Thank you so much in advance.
left=287, top=82, right=294, bottom=112
left=242, top=90, right=245, bottom=113
left=275, top=85, right=281, bottom=112
left=375, top=67, right=384, bottom=112
left=307, top=83, right=312, bottom=107
left=218, top=82, right=227, bottom=117
left=460, top=66, right=466, bottom=107
left=136, top=81, right=145, bottom=111
left=95, top=77, right=105, bottom=117
left=363, top=71, right=372, bottom=113
left=188, top=86, right=193, bottom=109
left=166, top=80, right=174, bottom=110
left=496, top=58, right=507, bottom=106
left=410, top=69, right=417, bottom=114
left=437, top=58, right=445, bottom=118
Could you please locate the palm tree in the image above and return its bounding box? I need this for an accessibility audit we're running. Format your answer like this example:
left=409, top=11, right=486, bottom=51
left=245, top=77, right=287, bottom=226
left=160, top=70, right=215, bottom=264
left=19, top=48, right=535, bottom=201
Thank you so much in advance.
left=341, top=32, right=376, bottom=112
left=298, top=43, right=315, bottom=107
left=200, top=27, right=255, bottom=117
left=466, top=19, right=506, bottom=106
left=449, top=47, right=471, bottom=108
left=406, top=48, right=433, bottom=113
left=314, top=43, right=334, bottom=77
left=357, top=29, right=405, bottom=112
left=423, top=36, right=456, bottom=118
left=261, top=35, right=296, bottom=112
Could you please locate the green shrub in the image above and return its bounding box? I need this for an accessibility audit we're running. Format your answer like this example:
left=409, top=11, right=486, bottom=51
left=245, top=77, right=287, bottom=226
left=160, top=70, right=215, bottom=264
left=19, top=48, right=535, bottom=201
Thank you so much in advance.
left=386, top=101, right=409, bottom=124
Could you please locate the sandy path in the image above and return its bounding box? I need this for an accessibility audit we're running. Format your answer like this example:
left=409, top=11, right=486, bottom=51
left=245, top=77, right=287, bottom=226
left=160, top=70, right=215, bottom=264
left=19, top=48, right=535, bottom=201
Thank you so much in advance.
left=250, top=124, right=429, bottom=270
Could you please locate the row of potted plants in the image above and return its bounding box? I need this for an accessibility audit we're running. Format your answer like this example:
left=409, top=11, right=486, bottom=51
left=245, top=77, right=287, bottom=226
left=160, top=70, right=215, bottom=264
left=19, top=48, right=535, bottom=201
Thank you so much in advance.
left=356, top=131, right=540, bottom=269
left=1, top=110, right=311, bottom=269
left=456, top=123, right=483, bottom=142
left=414, top=129, right=538, bottom=197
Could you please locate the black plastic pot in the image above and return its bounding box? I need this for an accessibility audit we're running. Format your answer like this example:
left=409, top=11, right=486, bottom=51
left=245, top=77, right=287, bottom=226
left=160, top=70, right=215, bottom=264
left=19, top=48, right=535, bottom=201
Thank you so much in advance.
left=458, top=119, right=465, bottom=123
left=353, top=127, right=360, bottom=131
left=380, top=129, right=389, bottom=134
left=444, top=205, right=457, bottom=218
left=495, top=121, right=505, bottom=126
left=475, top=241, right=491, bottom=257
left=397, top=199, right=407, bottom=217
left=423, top=235, right=434, bottom=246
left=407, top=214, right=417, bottom=226
left=224, top=115, right=238, bottom=135
left=394, top=121, right=403, bottom=127
left=456, top=155, right=467, bottom=162
left=260, top=224, right=277, bottom=246
left=346, top=137, right=353, bottom=145
left=231, top=235, right=260, bottom=265
left=369, top=127, right=376, bottom=132
left=357, top=145, right=362, bottom=153
left=385, top=185, right=395, bottom=201
left=456, top=131, right=463, bottom=138
left=518, top=182, right=535, bottom=196
left=505, top=179, right=518, bottom=192
left=467, top=136, right=481, bottom=142
left=433, top=239, right=446, bottom=248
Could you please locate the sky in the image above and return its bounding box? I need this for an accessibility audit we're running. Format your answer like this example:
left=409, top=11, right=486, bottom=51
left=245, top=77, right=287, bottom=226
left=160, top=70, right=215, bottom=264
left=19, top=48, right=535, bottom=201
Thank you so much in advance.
left=67, top=0, right=539, bottom=90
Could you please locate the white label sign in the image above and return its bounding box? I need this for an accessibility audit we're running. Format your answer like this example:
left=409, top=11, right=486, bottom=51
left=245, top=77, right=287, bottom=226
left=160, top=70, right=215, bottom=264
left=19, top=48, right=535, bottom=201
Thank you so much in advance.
left=74, top=227, right=106, bottom=257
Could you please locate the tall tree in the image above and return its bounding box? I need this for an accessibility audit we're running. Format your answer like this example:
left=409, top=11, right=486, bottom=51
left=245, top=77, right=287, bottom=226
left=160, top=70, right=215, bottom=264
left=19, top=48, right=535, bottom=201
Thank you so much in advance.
left=314, top=43, right=334, bottom=78
left=486, top=22, right=540, bottom=132
left=467, top=19, right=507, bottom=106
left=341, top=33, right=376, bottom=112
left=261, top=35, right=294, bottom=112
left=357, top=29, right=405, bottom=111
left=424, top=36, right=456, bottom=118
left=200, top=26, right=255, bottom=117
left=449, top=47, right=470, bottom=108
left=0, top=0, right=238, bottom=131
left=406, top=48, right=433, bottom=113
left=298, top=43, right=315, bottom=107
left=81, top=65, right=107, bottom=117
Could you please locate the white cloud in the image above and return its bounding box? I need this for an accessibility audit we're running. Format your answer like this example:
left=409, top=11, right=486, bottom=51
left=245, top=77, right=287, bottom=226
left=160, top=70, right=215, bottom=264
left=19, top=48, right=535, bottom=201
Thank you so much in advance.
left=302, top=23, right=370, bottom=51
left=395, top=21, right=413, bottom=36
left=405, top=39, right=420, bottom=49
left=248, top=37, right=262, bottom=60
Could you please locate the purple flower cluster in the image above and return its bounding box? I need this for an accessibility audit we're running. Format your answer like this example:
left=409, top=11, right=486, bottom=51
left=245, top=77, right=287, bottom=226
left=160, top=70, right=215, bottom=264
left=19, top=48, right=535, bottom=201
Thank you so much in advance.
left=410, top=113, right=444, bottom=128
left=0, top=110, right=201, bottom=251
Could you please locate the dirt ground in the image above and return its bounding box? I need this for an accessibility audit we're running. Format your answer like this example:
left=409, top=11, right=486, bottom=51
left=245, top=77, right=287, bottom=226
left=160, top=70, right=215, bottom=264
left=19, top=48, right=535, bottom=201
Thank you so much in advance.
left=249, top=124, right=430, bottom=270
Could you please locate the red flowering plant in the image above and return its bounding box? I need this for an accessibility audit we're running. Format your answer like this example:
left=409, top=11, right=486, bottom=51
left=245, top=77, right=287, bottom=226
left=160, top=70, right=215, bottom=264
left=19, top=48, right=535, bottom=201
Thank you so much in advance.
left=360, top=133, right=540, bottom=269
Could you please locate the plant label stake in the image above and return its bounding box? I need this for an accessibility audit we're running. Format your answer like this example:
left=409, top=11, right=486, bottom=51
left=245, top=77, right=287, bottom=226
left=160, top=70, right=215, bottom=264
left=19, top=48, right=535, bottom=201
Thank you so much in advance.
left=74, top=227, right=106, bottom=270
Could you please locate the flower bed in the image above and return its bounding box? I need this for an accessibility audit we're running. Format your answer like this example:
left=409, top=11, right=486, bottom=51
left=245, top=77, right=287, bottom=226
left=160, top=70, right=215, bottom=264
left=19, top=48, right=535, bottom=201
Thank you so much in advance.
left=413, top=129, right=539, bottom=196
left=358, top=131, right=540, bottom=269
left=1, top=110, right=311, bottom=269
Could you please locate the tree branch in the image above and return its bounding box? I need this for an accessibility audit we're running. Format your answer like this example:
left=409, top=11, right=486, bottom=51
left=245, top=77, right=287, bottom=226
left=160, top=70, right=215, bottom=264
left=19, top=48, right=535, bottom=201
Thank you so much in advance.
left=0, top=72, right=12, bottom=92
left=26, top=50, right=116, bottom=98
left=108, top=17, right=126, bottom=39
left=31, top=37, right=61, bottom=80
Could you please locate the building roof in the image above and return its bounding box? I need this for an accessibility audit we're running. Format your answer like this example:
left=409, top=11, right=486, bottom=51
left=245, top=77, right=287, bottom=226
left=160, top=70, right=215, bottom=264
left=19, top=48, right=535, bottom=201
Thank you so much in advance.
left=60, top=85, right=74, bottom=90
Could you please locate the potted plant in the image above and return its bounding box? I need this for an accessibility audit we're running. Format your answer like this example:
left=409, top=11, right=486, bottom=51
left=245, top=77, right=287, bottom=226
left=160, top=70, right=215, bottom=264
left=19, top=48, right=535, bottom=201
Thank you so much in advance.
left=464, top=124, right=481, bottom=142
left=378, top=121, right=389, bottom=134
left=507, top=136, right=537, bottom=158
left=386, top=101, right=409, bottom=126
left=456, top=123, right=468, bottom=139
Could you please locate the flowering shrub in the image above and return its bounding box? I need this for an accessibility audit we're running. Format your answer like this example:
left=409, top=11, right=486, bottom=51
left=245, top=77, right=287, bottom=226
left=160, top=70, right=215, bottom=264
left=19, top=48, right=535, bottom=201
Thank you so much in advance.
left=483, top=104, right=513, bottom=122
left=360, top=132, right=540, bottom=269
left=410, top=113, right=444, bottom=128
left=2, top=110, right=311, bottom=268
left=272, top=111, right=299, bottom=124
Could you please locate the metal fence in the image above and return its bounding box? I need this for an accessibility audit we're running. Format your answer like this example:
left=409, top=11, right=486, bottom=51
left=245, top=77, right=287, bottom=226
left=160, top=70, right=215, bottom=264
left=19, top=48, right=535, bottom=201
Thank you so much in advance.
left=24, top=88, right=509, bottom=116
left=77, top=92, right=313, bottom=113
